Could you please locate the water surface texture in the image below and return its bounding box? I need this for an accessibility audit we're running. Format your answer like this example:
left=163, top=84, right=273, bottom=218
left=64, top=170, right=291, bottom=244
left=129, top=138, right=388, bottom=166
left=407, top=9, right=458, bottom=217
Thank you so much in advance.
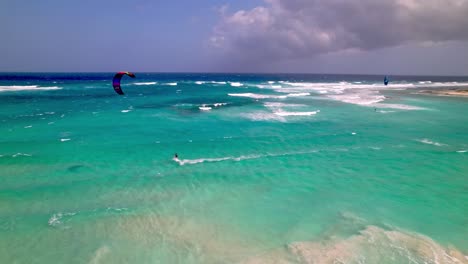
left=1, top=73, right=467, bottom=263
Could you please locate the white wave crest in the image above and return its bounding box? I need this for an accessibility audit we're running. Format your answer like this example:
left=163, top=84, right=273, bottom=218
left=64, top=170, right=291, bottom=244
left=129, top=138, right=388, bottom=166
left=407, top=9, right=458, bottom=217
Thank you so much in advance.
left=60, top=138, right=71, bottom=142
left=327, top=91, right=385, bottom=105
left=264, top=102, right=305, bottom=108
left=0, top=85, right=62, bottom=92
left=48, top=212, right=76, bottom=227
left=12, top=153, right=32, bottom=158
left=265, top=80, right=468, bottom=108
left=274, top=110, right=320, bottom=116
left=199, top=106, right=212, bottom=111
left=195, top=81, right=205, bottom=85
left=286, top=92, right=310, bottom=97
left=243, top=112, right=286, bottom=122
left=418, top=139, right=447, bottom=147
left=164, top=82, right=178, bottom=86
left=228, top=93, right=285, bottom=99
left=373, top=103, right=427, bottom=110
left=133, top=82, right=157, bottom=86
left=230, top=82, right=243, bottom=87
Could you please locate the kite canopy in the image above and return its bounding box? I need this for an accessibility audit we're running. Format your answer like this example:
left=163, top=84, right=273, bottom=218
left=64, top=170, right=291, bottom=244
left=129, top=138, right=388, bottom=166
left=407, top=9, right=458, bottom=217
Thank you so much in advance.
left=112, top=72, right=136, bottom=95
left=384, top=76, right=389, bottom=86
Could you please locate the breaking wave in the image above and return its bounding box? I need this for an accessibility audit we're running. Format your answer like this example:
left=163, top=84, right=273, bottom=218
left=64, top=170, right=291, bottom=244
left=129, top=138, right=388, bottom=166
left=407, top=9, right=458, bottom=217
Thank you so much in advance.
left=0, top=85, right=62, bottom=92
left=199, top=105, right=212, bottom=111
left=418, top=139, right=448, bottom=147
left=257, top=80, right=468, bottom=108
left=274, top=110, right=320, bottom=116
left=230, top=82, right=243, bottom=87
left=133, top=82, right=157, bottom=86
left=228, top=93, right=309, bottom=100
left=48, top=212, right=77, bottom=227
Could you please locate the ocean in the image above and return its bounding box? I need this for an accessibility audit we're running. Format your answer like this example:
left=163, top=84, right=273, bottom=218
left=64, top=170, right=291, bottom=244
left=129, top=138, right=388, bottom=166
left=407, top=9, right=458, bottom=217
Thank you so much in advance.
left=0, top=73, right=467, bottom=263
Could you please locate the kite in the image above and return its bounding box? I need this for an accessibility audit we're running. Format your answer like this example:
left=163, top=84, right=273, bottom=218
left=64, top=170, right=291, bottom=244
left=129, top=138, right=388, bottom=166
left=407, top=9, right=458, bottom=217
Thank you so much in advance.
left=112, top=72, right=136, bottom=95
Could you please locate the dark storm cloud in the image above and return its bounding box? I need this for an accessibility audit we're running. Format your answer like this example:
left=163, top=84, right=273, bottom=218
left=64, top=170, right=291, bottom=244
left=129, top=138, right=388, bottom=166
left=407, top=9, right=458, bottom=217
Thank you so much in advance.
left=211, top=0, right=468, bottom=62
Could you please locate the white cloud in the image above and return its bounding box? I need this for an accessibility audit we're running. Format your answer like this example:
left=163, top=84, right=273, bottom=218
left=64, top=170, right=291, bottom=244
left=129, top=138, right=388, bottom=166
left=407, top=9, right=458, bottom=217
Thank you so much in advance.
left=212, top=0, right=468, bottom=63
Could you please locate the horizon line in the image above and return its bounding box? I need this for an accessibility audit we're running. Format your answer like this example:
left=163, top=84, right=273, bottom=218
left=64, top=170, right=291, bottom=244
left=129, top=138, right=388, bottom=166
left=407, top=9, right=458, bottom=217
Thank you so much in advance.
left=0, top=71, right=467, bottom=78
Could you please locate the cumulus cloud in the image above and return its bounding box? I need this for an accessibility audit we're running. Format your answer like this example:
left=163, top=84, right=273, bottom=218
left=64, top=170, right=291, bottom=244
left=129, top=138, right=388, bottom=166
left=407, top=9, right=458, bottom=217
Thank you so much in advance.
left=211, top=0, right=468, bottom=63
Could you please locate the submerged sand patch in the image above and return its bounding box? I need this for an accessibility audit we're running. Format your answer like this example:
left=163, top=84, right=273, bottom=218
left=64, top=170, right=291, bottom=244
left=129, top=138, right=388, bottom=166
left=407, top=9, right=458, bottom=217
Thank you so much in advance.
left=110, top=211, right=467, bottom=264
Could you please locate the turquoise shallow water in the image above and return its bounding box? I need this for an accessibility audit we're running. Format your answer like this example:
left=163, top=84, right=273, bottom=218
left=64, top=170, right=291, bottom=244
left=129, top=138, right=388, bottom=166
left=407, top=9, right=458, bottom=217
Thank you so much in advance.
left=0, top=73, right=467, bottom=263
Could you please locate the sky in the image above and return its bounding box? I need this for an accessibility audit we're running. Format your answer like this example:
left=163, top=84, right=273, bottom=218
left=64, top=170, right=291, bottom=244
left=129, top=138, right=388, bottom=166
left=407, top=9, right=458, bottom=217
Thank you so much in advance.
left=1, top=0, right=468, bottom=75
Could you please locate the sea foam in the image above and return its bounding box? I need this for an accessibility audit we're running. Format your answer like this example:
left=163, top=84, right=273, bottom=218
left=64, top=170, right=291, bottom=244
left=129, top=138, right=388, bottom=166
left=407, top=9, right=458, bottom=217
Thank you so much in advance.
left=418, top=138, right=447, bottom=147
left=0, top=85, right=62, bottom=92
left=133, top=82, right=157, bottom=86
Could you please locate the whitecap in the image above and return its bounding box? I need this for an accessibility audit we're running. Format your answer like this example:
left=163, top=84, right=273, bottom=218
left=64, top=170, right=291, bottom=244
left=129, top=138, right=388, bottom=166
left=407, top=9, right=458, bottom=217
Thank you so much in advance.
left=199, top=106, right=212, bottom=111
left=121, top=109, right=132, bottom=113
left=456, top=150, right=467, bottom=153
left=0, top=85, right=62, bottom=92
left=48, top=213, right=62, bottom=226
left=60, top=138, right=71, bottom=142
left=133, top=82, right=157, bottom=86
left=48, top=212, right=76, bottom=227
left=264, top=102, right=305, bottom=108
left=228, top=93, right=287, bottom=99
left=286, top=92, right=310, bottom=97
left=12, top=153, right=32, bottom=158
left=195, top=81, right=205, bottom=85
left=230, top=82, right=243, bottom=87
left=243, top=112, right=286, bottom=122
left=274, top=110, right=319, bottom=116
left=164, top=82, right=178, bottom=86
left=24, top=125, right=32, bottom=128
left=417, top=138, right=447, bottom=147
left=373, top=103, right=426, bottom=110
left=106, top=207, right=128, bottom=212
left=263, top=80, right=468, bottom=108
left=376, top=110, right=396, bottom=113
